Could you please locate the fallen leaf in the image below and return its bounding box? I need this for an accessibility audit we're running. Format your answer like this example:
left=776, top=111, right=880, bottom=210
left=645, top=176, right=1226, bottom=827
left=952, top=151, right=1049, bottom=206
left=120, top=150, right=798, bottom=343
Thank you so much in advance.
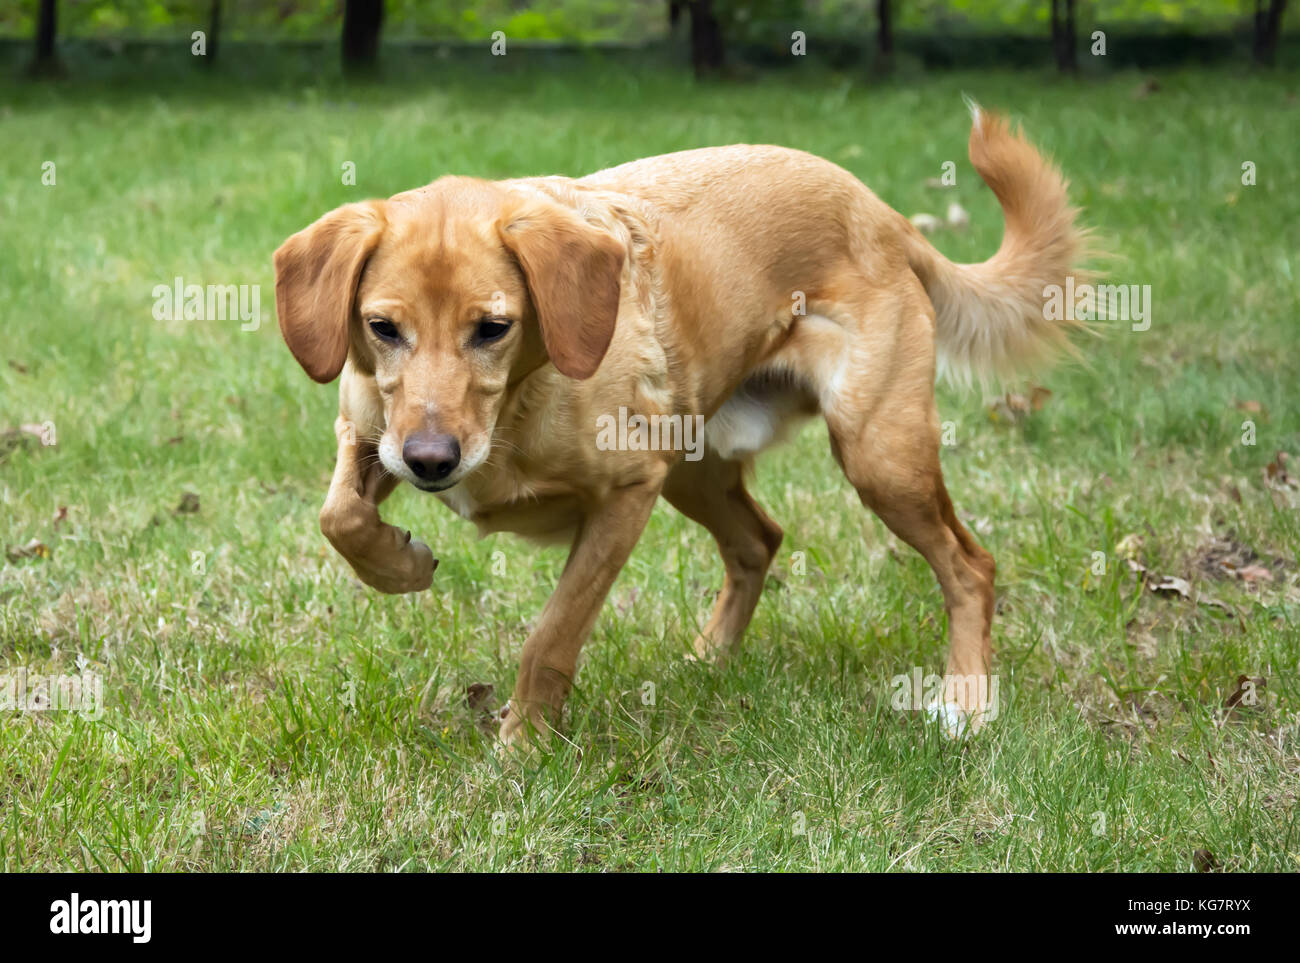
left=465, top=683, right=495, bottom=712
left=1223, top=675, right=1267, bottom=711
left=1264, top=451, right=1295, bottom=490
left=465, top=683, right=499, bottom=735
left=1236, top=564, right=1273, bottom=584
left=909, top=212, right=942, bottom=235
left=1234, top=399, right=1263, bottom=414
left=7, top=360, right=28, bottom=374
left=175, top=492, right=200, bottom=514
left=988, top=393, right=1029, bottom=423
left=6, top=538, right=50, bottom=561
left=988, top=385, right=1051, bottom=424
left=1115, top=533, right=1144, bottom=560
left=52, top=506, right=68, bottom=527
left=0, top=428, right=36, bottom=458
left=1192, top=849, right=1219, bottom=872
left=1148, top=575, right=1191, bottom=599
left=1198, top=596, right=1236, bottom=618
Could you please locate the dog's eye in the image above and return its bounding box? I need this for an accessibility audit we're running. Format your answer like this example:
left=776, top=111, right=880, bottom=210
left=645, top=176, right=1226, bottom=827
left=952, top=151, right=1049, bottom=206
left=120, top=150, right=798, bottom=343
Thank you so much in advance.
left=369, top=319, right=401, bottom=343
left=475, top=318, right=511, bottom=344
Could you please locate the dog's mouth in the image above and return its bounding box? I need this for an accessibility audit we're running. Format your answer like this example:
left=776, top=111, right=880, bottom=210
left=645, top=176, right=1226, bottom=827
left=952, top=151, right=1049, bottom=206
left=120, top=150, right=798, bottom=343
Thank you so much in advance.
left=412, top=479, right=456, bottom=493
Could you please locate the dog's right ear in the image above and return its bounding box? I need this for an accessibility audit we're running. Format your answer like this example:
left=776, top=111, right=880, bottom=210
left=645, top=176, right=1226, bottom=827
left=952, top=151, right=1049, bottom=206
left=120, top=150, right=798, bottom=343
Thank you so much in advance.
left=273, top=201, right=386, bottom=384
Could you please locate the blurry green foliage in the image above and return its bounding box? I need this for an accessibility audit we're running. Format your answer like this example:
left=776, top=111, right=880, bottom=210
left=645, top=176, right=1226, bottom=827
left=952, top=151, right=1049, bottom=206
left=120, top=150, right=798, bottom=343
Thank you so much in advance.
left=0, top=0, right=1276, bottom=40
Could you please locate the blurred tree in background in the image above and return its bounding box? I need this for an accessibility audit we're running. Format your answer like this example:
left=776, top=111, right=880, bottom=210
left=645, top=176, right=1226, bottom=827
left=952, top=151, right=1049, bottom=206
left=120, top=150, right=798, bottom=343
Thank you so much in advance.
left=4, top=1, right=1292, bottom=75
left=342, top=0, right=383, bottom=71
left=3, top=1, right=1284, bottom=42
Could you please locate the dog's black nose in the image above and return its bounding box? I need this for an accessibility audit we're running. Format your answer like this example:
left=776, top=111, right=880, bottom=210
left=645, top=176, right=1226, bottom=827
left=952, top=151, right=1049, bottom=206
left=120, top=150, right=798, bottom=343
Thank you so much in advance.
left=403, top=432, right=460, bottom=482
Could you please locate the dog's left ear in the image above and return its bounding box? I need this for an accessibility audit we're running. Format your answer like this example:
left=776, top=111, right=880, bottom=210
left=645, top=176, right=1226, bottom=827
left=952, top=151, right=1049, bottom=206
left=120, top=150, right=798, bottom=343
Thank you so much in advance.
left=499, top=196, right=625, bottom=380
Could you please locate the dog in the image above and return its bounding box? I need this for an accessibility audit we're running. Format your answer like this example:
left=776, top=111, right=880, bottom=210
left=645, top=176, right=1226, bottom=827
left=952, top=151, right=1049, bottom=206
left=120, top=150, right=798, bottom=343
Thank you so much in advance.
left=273, top=105, right=1083, bottom=746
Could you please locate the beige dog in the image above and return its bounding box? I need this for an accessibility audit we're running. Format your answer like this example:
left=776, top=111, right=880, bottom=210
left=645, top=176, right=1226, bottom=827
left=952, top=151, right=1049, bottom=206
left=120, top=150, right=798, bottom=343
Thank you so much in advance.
left=273, top=105, right=1082, bottom=746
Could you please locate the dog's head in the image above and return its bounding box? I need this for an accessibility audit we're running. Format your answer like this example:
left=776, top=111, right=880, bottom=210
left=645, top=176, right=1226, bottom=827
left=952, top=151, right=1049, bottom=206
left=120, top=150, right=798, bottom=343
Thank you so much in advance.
left=273, top=178, right=625, bottom=491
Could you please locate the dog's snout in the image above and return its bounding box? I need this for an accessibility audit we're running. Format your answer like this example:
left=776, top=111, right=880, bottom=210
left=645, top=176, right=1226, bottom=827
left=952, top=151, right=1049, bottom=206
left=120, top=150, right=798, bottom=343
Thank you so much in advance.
left=403, top=432, right=461, bottom=482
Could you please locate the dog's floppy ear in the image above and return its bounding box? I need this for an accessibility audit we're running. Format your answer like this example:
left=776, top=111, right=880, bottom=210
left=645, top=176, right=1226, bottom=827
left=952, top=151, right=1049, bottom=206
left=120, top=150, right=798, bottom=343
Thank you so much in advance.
left=499, top=195, right=625, bottom=380
left=273, top=201, right=386, bottom=383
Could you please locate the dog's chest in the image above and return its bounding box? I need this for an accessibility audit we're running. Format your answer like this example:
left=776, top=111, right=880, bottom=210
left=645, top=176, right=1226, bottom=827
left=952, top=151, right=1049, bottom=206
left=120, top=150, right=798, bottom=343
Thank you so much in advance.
left=435, top=469, right=582, bottom=543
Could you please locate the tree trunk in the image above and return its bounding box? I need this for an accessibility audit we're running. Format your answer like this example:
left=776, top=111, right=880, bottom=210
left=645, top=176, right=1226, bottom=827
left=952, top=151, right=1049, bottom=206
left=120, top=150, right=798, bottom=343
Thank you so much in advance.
left=689, top=0, right=724, bottom=78
left=1253, top=0, right=1289, bottom=65
left=32, top=0, right=59, bottom=75
left=206, top=0, right=222, bottom=67
left=876, top=0, right=893, bottom=72
left=1050, top=0, right=1077, bottom=73
left=342, top=0, right=384, bottom=73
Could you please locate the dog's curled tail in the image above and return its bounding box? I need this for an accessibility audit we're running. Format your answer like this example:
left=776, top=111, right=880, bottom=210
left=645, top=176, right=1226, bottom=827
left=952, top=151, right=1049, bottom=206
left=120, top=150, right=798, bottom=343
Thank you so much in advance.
left=905, top=103, right=1090, bottom=385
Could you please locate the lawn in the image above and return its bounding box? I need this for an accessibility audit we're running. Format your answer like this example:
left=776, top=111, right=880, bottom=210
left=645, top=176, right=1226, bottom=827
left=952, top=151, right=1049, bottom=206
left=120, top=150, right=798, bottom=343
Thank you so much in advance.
left=1, top=48, right=1297, bottom=871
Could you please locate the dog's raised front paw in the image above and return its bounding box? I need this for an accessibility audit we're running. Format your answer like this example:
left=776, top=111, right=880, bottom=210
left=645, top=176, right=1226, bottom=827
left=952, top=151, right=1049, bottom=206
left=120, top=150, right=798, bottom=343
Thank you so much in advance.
left=351, top=534, right=437, bottom=594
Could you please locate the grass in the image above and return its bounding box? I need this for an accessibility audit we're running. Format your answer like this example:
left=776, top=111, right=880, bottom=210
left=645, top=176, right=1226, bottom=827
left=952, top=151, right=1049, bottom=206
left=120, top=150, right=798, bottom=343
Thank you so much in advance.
left=1, top=48, right=1298, bottom=871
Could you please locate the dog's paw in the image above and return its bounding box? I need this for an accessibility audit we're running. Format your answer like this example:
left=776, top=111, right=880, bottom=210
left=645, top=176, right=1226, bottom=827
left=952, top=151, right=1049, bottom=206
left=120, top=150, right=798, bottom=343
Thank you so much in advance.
left=352, top=534, right=437, bottom=594
left=688, top=632, right=738, bottom=665
left=497, top=699, right=554, bottom=752
left=926, top=701, right=989, bottom=740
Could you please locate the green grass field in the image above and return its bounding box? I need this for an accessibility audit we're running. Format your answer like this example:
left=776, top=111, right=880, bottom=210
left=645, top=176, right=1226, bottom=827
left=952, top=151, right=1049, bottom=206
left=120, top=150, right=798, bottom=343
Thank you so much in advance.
left=1, top=51, right=1298, bottom=871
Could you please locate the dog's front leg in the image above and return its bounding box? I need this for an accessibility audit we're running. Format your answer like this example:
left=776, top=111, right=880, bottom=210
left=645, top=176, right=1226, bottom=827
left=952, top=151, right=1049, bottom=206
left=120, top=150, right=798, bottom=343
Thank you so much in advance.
left=319, top=414, right=436, bottom=594
left=500, top=476, right=664, bottom=747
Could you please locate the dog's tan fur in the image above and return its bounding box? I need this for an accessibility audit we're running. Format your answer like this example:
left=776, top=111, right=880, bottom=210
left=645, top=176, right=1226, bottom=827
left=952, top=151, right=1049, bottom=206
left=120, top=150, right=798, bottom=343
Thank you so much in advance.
left=273, top=107, right=1082, bottom=745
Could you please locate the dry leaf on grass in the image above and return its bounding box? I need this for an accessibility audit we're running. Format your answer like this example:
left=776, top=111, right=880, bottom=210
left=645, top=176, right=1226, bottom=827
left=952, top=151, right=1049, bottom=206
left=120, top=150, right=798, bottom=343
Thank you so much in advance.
left=988, top=385, right=1052, bottom=423
left=1192, top=849, right=1219, bottom=872
left=909, top=212, right=942, bottom=235
left=1235, top=564, right=1274, bottom=584
left=465, top=682, right=499, bottom=735
left=1223, top=675, right=1267, bottom=712
left=1, top=425, right=45, bottom=458
left=1126, top=560, right=1235, bottom=618
left=465, top=682, right=495, bottom=712
left=1115, top=533, right=1144, bottom=560
left=1148, top=574, right=1191, bottom=599
left=1197, top=534, right=1282, bottom=591
left=1264, top=451, right=1296, bottom=491
left=6, top=538, right=50, bottom=561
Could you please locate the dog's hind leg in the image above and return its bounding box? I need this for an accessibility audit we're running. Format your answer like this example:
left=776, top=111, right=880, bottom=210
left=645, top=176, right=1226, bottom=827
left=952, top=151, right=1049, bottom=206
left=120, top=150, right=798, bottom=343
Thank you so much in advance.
left=662, top=452, right=783, bottom=661
left=823, top=293, right=996, bottom=731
